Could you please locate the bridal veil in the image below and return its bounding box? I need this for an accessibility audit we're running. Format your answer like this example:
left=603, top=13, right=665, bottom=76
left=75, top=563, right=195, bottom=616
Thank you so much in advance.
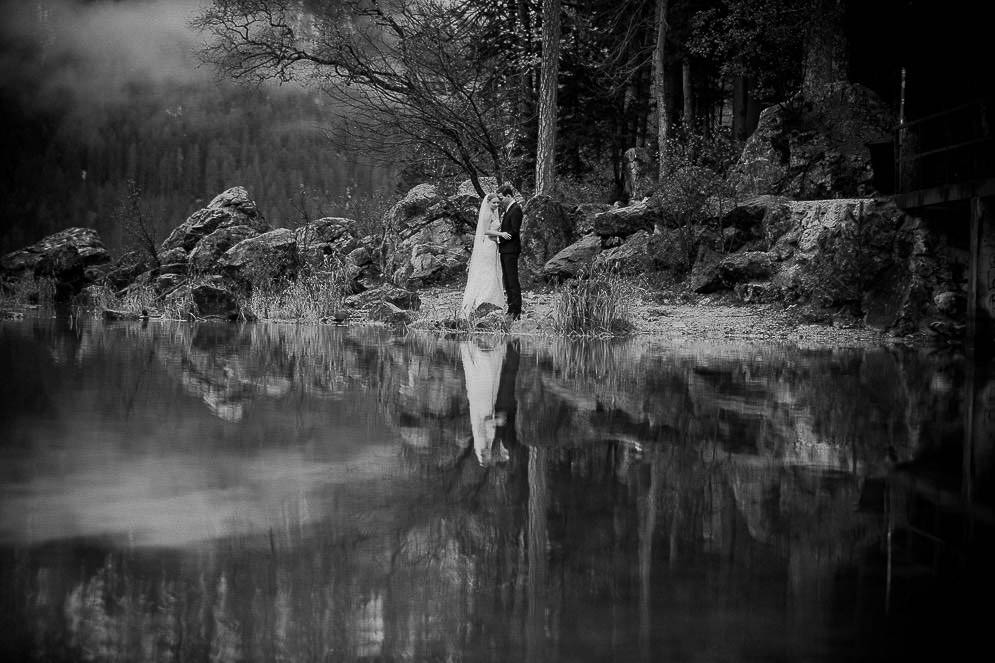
left=460, top=195, right=505, bottom=317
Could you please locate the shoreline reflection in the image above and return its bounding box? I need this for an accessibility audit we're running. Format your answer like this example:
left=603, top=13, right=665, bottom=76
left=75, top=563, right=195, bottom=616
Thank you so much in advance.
left=0, top=317, right=991, bottom=662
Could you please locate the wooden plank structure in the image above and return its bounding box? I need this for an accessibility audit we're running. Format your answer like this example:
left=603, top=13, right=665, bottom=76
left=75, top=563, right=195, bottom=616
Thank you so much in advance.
left=890, top=97, right=995, bottom=350
left=886, top=94, right=995, bottom=562
left=858, top=2, right=995, bottom=621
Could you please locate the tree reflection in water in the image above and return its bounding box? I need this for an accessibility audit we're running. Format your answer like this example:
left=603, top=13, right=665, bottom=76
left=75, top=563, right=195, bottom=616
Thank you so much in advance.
left=0, top=317, right=992, bottom=662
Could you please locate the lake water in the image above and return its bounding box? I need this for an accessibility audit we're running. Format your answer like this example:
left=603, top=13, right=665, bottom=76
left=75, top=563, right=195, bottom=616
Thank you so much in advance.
left=1, top=316, right=993, bottom=662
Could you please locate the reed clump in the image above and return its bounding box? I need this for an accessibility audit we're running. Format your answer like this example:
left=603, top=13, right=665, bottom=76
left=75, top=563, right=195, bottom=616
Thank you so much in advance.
left=551, top=265, right=636, bottom=336
left=0, top=274, right=58, bottom=310
left=244, top=261, right=349, bottom=323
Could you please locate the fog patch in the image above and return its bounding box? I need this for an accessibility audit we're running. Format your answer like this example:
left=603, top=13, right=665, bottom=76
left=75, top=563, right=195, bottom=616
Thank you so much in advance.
left=0, top=0, right=210, bottom=118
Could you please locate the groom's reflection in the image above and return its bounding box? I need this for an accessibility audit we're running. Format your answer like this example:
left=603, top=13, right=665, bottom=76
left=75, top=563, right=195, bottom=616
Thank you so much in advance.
left=493, top=338, right=521, bottom=459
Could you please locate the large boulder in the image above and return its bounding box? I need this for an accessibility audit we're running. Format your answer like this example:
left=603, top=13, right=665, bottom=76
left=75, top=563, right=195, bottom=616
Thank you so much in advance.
left=344, top=284, right=421, bottom=311
left=368, top=300, right=412, bottom=325
left=455, top=177, right=499, bottom=197
left=592, top=198, right=662, bottom=238
left=218, top=228, right=298, bottom=285
left=0, top=227, right=111, bottom=297
left=721, top=195, right=790, bottom=232
left=646, top=227, right=699, bottom=275
left=191, top=283, right=240, bottom=319
left=295, top=217, right=360, bottom=267
left=730, top=83, right=894, bottom=199
left=386, top=185, right=477, bottom=287
left=542, top=234, right=603, bottom=280
left=386, top=183, right=534, bottom=288
left=574, top=203, right=612, bottom=235
left=522, top=195, right=575, bottom=267
left=119, top=189, right=388, bottom=302
left=162, top=280, right=240, bottom=320
left=593, top=231, right=654, bottom=275
left=347, top=245, right=372, bottom=268
left=160, top=186, right=268, bottom=253
left=777, top=198, right=942, bottom=332
left=692, top=251, right=776, bottom=294
left=188, top=225, right=260, bottom=273
left=1, top=227, right=110, bottom=277
left=713, top=195, right=796, bottom=253
left=686, top=196, right=951, bottom=333
left=405, top=242, right=468, bottom=287
left=159, top=247, right=188, bottom=265
left=102, top=250, right=153, bottom=291
left=385, top=184, right=444, bottom=231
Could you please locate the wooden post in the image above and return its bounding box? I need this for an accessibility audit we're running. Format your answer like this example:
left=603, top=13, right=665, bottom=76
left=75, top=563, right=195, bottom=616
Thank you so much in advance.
left=967, top=196, right=995, bottom=515
left=968, top=196, right=995, bottom=352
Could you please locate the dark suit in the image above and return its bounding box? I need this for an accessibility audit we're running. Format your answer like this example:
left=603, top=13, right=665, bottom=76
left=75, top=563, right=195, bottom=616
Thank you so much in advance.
left=499, top=201, right=523, bottom=317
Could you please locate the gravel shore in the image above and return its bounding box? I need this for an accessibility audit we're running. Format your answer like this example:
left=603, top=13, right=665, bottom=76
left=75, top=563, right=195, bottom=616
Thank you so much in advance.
left=410, top=285, right=928, bottom=349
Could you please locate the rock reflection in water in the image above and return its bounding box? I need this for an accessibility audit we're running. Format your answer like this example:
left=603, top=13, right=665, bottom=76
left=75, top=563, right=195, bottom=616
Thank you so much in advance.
left=0, top=317, right=992, bottom=662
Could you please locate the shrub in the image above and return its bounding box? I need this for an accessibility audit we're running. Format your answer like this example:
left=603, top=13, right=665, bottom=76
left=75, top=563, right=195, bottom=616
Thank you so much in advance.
left=275, top=270, right=347, bottom=321
left=0, top=274, right=58, bottom=309
left=162, top=287, right=197, bottom=320
left=120, top=284, right=160, bottom=315
left=116, top=179, right=161, bottom=269
left=656, top=132, right=739, bottom=267
left=550, top=167, right=616, bottom=205
left=74, top=284, right=118, bottom=313
left=327, top=187, right=393, bottom=240
left=552, top=265, right=636, bottom=336
left=243, top=254, right=350, bottom=322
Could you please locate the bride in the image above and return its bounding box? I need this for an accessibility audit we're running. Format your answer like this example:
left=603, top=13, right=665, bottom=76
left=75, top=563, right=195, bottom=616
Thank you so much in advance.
left=461, top=193, right=509, bottom=317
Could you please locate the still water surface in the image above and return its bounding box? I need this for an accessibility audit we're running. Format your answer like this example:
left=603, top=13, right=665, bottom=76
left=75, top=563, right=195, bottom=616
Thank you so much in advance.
left=1, top=316, right=993, bottom=662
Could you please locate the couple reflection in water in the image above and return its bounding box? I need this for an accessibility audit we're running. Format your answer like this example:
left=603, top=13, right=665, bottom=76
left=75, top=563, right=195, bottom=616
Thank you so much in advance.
left=460, top=337, right=520, bottom=466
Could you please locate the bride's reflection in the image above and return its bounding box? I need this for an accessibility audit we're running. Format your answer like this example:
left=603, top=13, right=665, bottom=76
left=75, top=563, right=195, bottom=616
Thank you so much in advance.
left=460, top=338, right=520, bottom=466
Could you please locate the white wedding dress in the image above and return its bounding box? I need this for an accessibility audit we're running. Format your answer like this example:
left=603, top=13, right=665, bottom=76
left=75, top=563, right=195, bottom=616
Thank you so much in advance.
left=461, top=197, right=505, bottom=317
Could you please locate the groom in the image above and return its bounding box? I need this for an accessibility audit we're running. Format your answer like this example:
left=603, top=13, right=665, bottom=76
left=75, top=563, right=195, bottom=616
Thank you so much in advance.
left=496, top=184, right=522, bottom=320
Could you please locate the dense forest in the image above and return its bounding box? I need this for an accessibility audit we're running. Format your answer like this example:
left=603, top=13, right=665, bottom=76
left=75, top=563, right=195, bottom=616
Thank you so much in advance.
left=0, top=81, right=392, bottom=253
left=0, top=0, right=394, bottom=254
left=0, top=0, right=986, bottom=254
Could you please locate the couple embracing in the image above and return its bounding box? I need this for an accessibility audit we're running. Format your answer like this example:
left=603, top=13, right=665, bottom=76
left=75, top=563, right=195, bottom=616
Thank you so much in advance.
left=460, top=184, right=523, bottom=320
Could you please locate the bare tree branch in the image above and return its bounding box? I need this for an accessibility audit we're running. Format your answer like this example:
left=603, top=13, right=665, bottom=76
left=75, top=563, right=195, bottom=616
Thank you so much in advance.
left=194, top=0, right=516, bottom=194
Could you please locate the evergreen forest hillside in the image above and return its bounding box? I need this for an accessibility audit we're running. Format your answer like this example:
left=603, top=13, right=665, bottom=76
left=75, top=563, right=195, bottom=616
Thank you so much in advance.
left=0, top=0, right=394, bottom=254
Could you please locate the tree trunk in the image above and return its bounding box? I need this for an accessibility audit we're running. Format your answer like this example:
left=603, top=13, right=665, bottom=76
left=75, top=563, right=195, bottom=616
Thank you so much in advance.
left=682, top=59, right=693, bottom=130
left=512, top=0, right=536, bottom=187
left=802, top=0, right=848, bottom=97
left=535, top=0, right=561, bottom=195
left=652, top=0, right=670, bottom=180
left=635, top=65, right=651, bottom=148
left=732, top=75, right=762, bottom=141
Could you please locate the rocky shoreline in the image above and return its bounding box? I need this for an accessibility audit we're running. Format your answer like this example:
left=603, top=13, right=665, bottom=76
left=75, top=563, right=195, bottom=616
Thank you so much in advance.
left=0, top=81, right=971, bottom=347
left=0, top=288, right=925, bottom=351
left=407, top=284, right=934, bottom=349
left=0, top=178, right=966, bottom=348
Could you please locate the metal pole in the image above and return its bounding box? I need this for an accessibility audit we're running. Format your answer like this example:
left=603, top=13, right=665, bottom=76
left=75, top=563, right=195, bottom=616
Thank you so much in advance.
left=897, top=67, right=907, bottom=192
